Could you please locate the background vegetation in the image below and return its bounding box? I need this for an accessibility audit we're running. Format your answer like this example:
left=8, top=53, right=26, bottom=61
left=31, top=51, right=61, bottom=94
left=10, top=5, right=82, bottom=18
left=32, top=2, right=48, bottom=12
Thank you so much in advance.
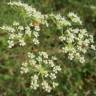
left=0, top=0, right=96, bottom=96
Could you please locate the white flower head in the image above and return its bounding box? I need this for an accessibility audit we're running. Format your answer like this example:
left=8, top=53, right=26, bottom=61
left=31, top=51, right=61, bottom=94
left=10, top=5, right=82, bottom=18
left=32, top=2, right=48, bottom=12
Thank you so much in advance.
left=21, top=51, right=61, bottom=92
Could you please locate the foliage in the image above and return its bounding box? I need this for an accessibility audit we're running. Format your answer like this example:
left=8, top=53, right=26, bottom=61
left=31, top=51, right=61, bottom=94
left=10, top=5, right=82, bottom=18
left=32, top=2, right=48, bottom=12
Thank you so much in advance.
left=0, top=0, right=96, bottom=96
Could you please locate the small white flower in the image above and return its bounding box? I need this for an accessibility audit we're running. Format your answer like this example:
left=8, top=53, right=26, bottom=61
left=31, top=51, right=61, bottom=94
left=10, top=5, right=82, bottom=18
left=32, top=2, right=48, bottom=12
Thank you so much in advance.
left=17, top=33, right=23, bottom=39
left=28, top=52, right=35, bottom=59
left=33, top=31, right=39, bottom=38
left=33, top=38, right=40, bottom=45
left=1, top=26, right=15, bottom=32
left=8, top=40, right=14, bottom=48
left=39, top=52, right=48, bottom=59
left=13, top=21, right=19, bottom=26
left=89, top=35, right=94, bottom=43
left=34, top=26, right=40, bottom=31
left=18, top=26, right=24, bottom=30
left=50, top=73, right=56, bottom=80
left=41, top=81, right=52, bottom=93
left=59, top=36, right=66, bottom=41
left=79, top=57, right=85, bottom=63
left=29, top=60, right=36, bottom=66
left=21, top=62, right=29, bottom=74
left=68, top=12, right=82, bottom=24
left=25, top=26, right=31, bottom=36
left=9, top=34, right=15, bottom=39
left=43, top=60, right=48, bottom=64
left=52, top=56, right=57, bottom=61
left=19, top=39, right=26, bottom=46
left=36, top=56, right=42, bottom=62
left=75, top=53, right=80, bottom=59
left=52, top=82, right=58, bottom=88
left=91, top=45, right=95, bottom=50
left=30, top=75, right=39, bottom=90
left=48, top=60, right=54, bottom=67
left=53, top=66, right=61, bottom=73
left=68, top=53, right=74, bottom=60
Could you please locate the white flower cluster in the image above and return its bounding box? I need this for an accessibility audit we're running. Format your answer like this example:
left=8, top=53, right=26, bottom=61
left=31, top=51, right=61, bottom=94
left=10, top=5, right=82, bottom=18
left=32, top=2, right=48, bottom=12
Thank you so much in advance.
left=68, top=12, right=82, bottom=25
left=31, top=25, right=40, bottom=45
left=8, top=1, right=46, bottom=25
left=20, top=51, right=61, bottom=92
left=48, top=13, right=71, bottom=29
left=0, top=21, right=40, bottom=48
left=45, top=12, right=95, bottom=63
left=59, top=28, right=95, bottom=63
left=47, top=12, right=82, bottom=29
